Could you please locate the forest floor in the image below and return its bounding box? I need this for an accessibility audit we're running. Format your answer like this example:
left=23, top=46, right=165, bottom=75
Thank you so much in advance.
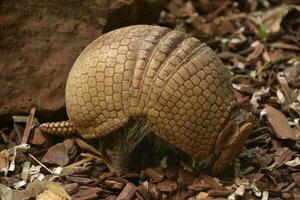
left=0, top=0, right=300, bottom=199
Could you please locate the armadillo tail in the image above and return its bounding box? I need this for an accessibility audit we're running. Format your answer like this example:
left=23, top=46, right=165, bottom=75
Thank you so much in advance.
left=39, top=120, right=76, bottom=135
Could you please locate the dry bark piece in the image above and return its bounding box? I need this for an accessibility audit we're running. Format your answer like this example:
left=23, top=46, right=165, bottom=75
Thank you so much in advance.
left=0, top=149, right=11, bottom=174
left=166, top=1, right=195, bottom=17
left=136, top=185, right=153, bottom=200
left=143, top=168, right=165, bottom=183
left=148, top=183, right=162, bottom=200
left=116, top=182, right=137, bottom=200
left=265, top=105, right=300, bottom=140
left=44, top=181, right=71, bottom=200
left=31, top=128, right=48, bottom=146
left=200, top=175, right=223, bottom=190
left=36, top=189, right=65, bottom=200
left=104, top=179, right=125, bottom=190
left=249, top=4, right=300, bottom=33
left=246, top=173, right=264, bottom=182
left=195, top=191, right=209, bottom=199
left=208, top=189, right=233, bottom=197
left=271, top=41, right=300, bottom=51
left=42, top=140, right=77, bottom=166
left=274, top=147, right=296, bottom=167
left=63, top=183, right=78, bottom=195
left=187, top=181, right=211, bottom=191
left=0, top=180, right=45, bottom=200
left=11, top=124, right=24, bottom=145
left=178, top=168, right=196, bottom=186
left=246, top=42, right=264, bottom=63
left=292, top=172, right=300, bottom=188
left=72, top=187, right=103, bottom=200
left=157, top=180, right=178, bottom=192
left=21, top=107, right=36, bottom=144
left=66, top=176, right=95, bottom=185
left=165, top=167, right=178, bottom=179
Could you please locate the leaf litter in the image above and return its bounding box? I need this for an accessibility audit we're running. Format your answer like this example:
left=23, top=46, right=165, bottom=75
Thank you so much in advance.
left=1, top=0, right=300, bottom=199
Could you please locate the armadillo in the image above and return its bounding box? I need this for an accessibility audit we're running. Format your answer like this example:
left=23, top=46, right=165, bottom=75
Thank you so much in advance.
left=40, top=25, right=253, bottom=174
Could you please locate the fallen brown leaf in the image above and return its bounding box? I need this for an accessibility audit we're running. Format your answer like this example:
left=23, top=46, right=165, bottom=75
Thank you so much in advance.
left=250, top=4, right=300, bottom=33
left=292, top=172, right=300, bottom=187
left=246, top=42, right=264, bottom=62
left=265, top=105, right=300, bottom=140
left=157, top=179, right=178, bottom=192
left=195, top=191, right=209, bottom=199
left=274, top=147, right=296, bottom=167
left=42, top=139, right=77, bottom=166
left=36, top=189, right=65, bottom=200
left=45, top=181, right=71, bottom=200
left=0, top=180, right=45, bottom=200
left=144, top=167, right=165, bottom=183
left=116, top=182, right=137, bottom=200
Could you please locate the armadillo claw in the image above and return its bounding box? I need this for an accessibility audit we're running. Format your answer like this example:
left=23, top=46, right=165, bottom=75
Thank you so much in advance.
left=212, top=121, right=253, bottom=175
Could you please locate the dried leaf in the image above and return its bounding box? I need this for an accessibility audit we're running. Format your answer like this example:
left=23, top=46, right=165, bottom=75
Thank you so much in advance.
left=266, top=105, right=300, bottom=140
left=285, top=157, right=300, bottom=167
left=71, top=187, right=103, bottom=200
left=292, top=172, right=300, bottom=187
left=74, top=138, right=101, bottom=156
left=157, top=180, right=178, bottom=192
left=0, top=180, right=45, bottom=200
left=36, top=190, right=65, bottom=200
left=271, top=41, right=300, bottom=51
left=166, top=1, right=195, bottom=17
left=274, top=147, right=296, bottom=167
left=42, top=143, right=70, bottom=166
left=250, top=87, right=270, bottom=110
left=246, top=41, right=264, bottom=62
left=45, top=181, right=71, bottom=200
left=66, top=176, right=94, bottom=185
left=187, top=181, right=210, bottom=191
left=262, top=191, right=269, bottom=200
left=277, top=72, right=293, bottom=105
left=13, top=180, right=26, bottom=189
left=0, top=149, right=11, bottom=175
left=21, top=161, right=30, bottom=181
left=116, top=183, right=137, bottom=200
left=195, top=192, right=209, bottom=199
left=144, top=167, right=165, bottom=183
left=32, top=128, right=48, bottom=146
left=104, top=179, right=125, bottom=190
left=250, top=5, right=300, bottom=33
left=234, top=185, right=245, bottom=196
left=208, top=189, right=232, bottom=197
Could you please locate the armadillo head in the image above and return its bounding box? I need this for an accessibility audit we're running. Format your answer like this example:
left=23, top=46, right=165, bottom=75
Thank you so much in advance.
left=211, top=108, right=255, bottom=174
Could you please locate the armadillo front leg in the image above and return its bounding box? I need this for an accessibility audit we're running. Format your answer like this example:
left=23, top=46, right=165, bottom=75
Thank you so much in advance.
left=99, top=119, right=150, bottom=174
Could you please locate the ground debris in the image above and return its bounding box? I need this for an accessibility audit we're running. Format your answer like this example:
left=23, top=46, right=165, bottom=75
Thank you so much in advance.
left=1, top=0, right=300, bottom=199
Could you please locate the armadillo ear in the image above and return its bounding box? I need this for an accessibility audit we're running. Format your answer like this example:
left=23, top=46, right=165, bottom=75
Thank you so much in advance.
left=211, top=122, right=253, bottom=175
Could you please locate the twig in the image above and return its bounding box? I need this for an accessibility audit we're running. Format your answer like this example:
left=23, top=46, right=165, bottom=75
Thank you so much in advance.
left=29, top=153, right=53, bottom=174
left=232, top=74, right=255, bottom=81
left=21, top=107, right=36, bottom=144
left=256, top=56, right=297, bottom=76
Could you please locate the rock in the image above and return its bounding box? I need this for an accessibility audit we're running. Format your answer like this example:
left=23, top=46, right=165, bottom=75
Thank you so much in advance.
left=0, top=0, right=162, bottom=120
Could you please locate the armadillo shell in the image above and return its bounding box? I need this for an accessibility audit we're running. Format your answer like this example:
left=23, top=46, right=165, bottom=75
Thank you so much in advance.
left=65, top=25, right=236, bottom=160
